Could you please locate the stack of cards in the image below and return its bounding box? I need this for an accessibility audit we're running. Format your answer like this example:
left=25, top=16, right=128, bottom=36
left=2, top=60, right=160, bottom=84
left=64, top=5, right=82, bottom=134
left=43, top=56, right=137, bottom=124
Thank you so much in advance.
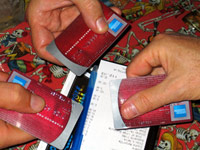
left=110, top=75, right=193, bottom=129
left=47, top=2, right=130, bottom=76
left=0, top=71, right=83, bottom=149
left=0, top=3, right=130, bottom=149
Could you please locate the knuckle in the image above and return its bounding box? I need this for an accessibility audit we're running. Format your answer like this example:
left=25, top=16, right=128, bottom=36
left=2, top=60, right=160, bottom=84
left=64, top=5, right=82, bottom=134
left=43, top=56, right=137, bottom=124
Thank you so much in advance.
left=166, top=78, right=187, bottom=100
left=83, top=0, right=96, bottom=10
left=154, top=33, right=174, bottom=43
left=137, top=93, right=154, bottom=112
left=153, top=33, right=167, bottom=41
left=9, top=84, right=25, bottom=108
left=35, top=50, right=44, bottom=59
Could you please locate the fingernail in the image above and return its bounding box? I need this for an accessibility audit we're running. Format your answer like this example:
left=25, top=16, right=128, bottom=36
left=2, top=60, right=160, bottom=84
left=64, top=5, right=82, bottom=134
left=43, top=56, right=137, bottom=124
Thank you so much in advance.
left=96, top=17, right=108, bottom=32
left=121, top=102, right=139, bottom=119
left=30, top=94, right=45, bottom=112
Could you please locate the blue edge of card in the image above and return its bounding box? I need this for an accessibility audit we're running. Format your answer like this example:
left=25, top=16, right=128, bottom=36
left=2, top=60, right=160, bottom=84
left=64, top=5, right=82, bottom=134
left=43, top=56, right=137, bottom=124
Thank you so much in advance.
left=70, top=67, right=98, bottom=150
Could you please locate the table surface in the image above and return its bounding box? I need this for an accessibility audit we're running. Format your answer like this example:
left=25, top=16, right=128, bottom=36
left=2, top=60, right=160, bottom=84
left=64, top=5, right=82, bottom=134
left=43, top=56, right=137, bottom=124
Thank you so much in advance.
left=1, top=0, right=200, bottom=150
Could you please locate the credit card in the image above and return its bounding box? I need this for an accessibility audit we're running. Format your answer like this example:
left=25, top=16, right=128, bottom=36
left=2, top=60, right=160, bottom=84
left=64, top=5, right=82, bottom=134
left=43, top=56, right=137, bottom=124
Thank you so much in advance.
left=109, top=74, right=193, bottom=129
left=0, top=70, right=83, bottom=149
left=47, top=2, right=130, bottom=76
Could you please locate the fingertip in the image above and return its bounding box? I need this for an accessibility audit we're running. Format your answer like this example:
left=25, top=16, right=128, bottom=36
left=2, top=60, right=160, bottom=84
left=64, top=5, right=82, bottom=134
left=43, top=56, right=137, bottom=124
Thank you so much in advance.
left=126, top=62, right=140, bottom=78
left=110, top=7, right=122, bottom=15
left=93, top=7, right=121, bottom=34
left=126, top=66, right=135, bottom=78
left=74, top=0, right=108, bottom=34
left=120, top=101, right=139, bottom=119
left=0, top=72, right=9, bottom=81
left=96, top=17, right=109, bottom=33
left=30, top=94, right=45, bottom=113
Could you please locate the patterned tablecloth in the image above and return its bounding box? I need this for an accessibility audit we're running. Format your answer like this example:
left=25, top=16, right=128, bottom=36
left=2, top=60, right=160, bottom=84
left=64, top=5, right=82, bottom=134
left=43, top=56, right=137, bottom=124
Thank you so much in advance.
left=1, top=0, right=200, bottom=150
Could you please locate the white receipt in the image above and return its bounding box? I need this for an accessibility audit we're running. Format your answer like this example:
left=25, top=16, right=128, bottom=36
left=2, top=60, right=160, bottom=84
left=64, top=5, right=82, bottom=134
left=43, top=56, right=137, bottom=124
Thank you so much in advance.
left=80, top=60, right=150, bottom=150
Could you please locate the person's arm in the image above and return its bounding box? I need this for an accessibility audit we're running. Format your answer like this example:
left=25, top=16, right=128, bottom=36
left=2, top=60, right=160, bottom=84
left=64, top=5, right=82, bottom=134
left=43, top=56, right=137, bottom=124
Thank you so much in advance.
left=121, top=33, right=200, bottom=119
left=0, top=71, right=45, bottom=149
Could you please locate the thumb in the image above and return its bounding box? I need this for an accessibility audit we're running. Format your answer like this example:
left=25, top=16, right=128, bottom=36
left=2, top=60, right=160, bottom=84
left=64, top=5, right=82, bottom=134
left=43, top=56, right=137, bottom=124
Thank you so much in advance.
left=0, top=82, right=45, bottom=113
left=120, top=77, right=181, bottom=119
left=73, top=0, right=108, bottom=34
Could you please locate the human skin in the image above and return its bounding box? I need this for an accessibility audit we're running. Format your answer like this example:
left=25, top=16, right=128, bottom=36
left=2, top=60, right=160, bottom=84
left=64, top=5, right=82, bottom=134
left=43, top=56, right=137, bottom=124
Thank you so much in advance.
left=0, top=71, right=45, bottom=149
left=121, top=33, right=200, bottom=119
left=26, top=0, right=120, bottom=65
left=0, top=0, right=121, bottom=148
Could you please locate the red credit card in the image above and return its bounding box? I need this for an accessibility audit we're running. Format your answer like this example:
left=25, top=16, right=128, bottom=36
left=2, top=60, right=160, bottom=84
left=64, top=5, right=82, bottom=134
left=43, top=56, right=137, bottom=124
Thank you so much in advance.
left=0, top=70, right=83, bottom=149
left=109, top=75, right=193, bottom=129
left=47, top=2, right=130, bottom=76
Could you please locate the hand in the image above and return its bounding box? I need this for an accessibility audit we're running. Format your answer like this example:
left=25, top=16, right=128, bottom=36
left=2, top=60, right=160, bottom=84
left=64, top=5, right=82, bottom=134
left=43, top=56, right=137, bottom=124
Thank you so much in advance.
left=0, top=72, right=45, bottom=149
left=26, top=0, right=120, bottom=64
left=121, top=33, right=200, bottom=119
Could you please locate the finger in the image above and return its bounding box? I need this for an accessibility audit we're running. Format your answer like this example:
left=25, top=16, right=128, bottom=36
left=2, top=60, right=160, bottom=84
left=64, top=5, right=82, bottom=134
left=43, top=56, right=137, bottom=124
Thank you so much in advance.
left=73, top=0, right=108, bottom=34
left=0, top=71, right=9, bottom=81
left=150, top=67, right=166, bottom=75
left=126, top=50, right=159, bottom=78
left=0, top=121, right=35, bottom=149
left=120, top=76, right=184, bottom=119
left=60, top=6, right=80, bottom=29
left=30, top=6, right=80, bottom=65
left=0, top=82, right=45, bottom=113
left=110, top=6, right=122, bottom=15
left=126, top=39, right=166, bottom=78
left=30, top=25, right=63, bottom=64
